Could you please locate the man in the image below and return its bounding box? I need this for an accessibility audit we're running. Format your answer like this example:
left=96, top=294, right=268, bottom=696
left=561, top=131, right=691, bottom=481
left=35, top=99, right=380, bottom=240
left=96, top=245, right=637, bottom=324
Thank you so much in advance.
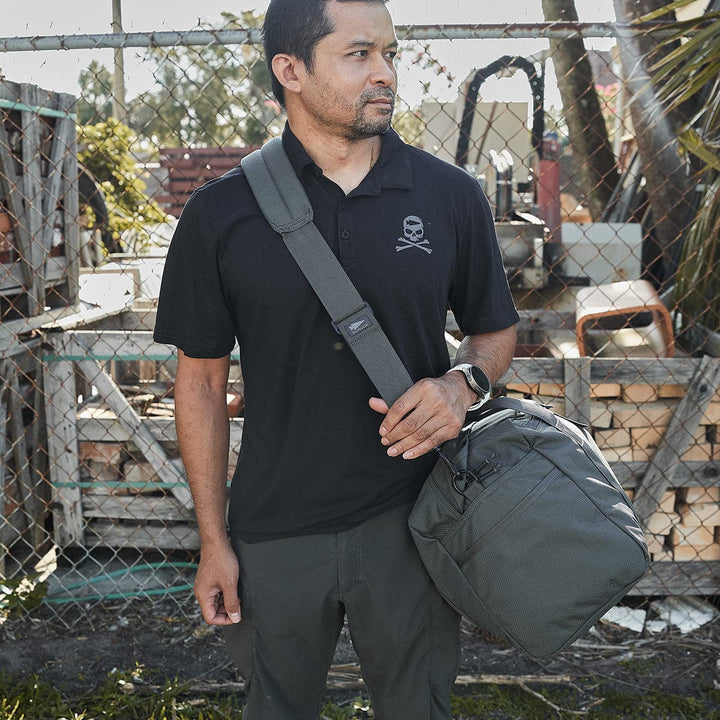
left=154, top=0, right=518, bottom=717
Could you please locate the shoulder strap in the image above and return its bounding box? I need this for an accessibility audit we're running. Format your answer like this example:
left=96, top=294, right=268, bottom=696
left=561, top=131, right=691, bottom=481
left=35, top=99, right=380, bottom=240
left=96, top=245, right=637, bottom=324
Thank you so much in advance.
left=241, top=138, right=414, bottom=406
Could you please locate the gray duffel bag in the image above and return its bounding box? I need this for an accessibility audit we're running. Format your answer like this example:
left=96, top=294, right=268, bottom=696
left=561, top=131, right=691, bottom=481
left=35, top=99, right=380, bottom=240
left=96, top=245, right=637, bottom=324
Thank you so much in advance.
left=408, top=395, right=650, bottom=658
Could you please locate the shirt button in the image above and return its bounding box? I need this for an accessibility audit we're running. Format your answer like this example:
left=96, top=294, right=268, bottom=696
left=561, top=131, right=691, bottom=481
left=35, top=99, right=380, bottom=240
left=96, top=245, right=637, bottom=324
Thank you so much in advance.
left=341, top=230, right=350, bottom=240
left=340, top=201, right=348, bottom=209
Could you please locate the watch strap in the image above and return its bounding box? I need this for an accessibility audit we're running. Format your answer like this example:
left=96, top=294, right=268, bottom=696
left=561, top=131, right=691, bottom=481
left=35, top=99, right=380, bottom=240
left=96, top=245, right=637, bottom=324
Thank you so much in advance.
left=446, top=364, right=490, bottom=410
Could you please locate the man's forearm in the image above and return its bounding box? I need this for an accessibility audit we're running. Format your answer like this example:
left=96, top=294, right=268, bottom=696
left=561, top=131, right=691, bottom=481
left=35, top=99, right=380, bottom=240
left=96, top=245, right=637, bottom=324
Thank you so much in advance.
left=174, top=356, right=231, bottom=546
left=371, top=324, right=518, bottom=459
left=453, top=325, right=517, bottom=385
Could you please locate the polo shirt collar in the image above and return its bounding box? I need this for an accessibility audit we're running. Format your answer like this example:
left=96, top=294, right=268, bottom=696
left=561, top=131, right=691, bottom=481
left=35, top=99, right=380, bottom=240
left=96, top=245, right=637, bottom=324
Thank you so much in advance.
left=281, top=122, right=413, bottom=195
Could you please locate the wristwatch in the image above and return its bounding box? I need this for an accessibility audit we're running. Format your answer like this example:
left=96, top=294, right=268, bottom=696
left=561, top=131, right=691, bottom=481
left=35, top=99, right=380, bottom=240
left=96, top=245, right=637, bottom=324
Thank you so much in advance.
left=446, top=363, right=492, bottom=410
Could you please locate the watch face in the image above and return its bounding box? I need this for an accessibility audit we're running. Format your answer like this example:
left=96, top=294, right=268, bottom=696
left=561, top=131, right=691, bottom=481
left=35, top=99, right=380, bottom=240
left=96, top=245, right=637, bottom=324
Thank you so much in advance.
left=470, top=366, right=491, bottom=393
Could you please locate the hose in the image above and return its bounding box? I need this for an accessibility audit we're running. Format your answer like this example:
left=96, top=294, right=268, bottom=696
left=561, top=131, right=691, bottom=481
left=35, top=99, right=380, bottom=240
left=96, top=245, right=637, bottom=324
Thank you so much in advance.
left=43, top=562, right=197, bottom=604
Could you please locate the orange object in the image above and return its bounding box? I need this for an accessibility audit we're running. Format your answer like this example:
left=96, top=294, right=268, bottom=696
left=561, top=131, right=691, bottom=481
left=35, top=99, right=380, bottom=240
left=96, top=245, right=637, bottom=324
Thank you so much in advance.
left=226, top=392, right=245, bottom=418
left=575, top=280, right=675, bottom=357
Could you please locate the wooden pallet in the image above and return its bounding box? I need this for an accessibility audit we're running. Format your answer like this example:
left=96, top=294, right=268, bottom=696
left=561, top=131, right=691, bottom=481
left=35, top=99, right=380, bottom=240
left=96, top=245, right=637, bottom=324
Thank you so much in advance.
left=0, top=79, right=80, bottom=322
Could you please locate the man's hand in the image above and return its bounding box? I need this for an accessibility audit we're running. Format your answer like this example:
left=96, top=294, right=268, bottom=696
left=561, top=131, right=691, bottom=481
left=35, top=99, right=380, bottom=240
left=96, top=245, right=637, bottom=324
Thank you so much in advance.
left=194, top=538, right=242, bottom=626
left=369, top=371, right=476, bottom=460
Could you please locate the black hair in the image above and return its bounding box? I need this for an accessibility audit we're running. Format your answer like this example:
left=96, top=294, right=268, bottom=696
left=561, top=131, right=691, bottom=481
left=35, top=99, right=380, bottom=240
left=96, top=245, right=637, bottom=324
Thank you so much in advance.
left=263, top=0, right=389, bottom=107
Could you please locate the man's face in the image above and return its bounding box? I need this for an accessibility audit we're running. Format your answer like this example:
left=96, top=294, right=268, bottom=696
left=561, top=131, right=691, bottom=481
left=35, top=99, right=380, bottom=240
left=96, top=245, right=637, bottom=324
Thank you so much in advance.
left=298, top=1, right=398, bottom=139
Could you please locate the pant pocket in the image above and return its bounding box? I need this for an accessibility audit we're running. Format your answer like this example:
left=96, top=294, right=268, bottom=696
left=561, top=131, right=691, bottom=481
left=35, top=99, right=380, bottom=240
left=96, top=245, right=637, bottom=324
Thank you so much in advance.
left=223, top=546, right=255, bottom=681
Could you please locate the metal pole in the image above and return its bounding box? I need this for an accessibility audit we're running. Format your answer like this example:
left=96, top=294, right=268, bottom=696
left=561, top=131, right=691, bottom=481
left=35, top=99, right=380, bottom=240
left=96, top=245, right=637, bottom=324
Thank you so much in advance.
left=111, top=0, right=126, bottom=122
left=0, top=22, right=698, bottom=53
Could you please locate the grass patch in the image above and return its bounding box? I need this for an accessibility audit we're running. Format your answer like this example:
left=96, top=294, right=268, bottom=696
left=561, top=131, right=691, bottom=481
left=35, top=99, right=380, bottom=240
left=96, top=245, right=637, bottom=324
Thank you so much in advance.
left=451, top=683, right=720, bottom=720
left=0, top=670, right=240, bottom=720
left=1, top=672, right=718, bottom=720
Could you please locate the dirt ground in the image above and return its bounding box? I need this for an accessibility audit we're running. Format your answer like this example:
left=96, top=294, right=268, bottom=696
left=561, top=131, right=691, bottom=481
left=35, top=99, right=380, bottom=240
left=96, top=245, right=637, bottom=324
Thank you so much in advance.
left=1, top=595, right=719, bottom=717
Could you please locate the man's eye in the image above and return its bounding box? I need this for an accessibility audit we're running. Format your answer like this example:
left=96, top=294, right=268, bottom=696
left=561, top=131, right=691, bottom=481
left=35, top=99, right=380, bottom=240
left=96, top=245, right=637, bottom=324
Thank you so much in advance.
left=352, top=50, right=368, bottom=57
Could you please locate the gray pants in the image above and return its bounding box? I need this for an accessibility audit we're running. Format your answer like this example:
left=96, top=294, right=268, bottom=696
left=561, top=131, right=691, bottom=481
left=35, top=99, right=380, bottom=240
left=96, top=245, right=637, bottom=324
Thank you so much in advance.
left=224, top=501, right=461, bottom=720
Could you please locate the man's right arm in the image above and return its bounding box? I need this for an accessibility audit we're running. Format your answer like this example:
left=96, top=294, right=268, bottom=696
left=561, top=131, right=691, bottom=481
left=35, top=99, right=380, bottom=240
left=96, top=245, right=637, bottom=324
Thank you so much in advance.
left=174, top=349, right=241, bottom=625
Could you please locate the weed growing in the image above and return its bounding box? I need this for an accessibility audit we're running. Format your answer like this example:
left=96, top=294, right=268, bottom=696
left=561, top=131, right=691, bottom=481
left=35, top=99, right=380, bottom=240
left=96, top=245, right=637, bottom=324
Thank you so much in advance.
left=0, top=671, right=239, bottom=720
left=1, top=671, right=719, bottom=720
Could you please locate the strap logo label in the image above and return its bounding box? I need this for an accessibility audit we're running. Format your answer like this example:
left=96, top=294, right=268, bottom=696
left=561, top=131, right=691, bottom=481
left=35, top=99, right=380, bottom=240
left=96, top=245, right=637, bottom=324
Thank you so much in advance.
left=345, top=315, right=373, bottom=336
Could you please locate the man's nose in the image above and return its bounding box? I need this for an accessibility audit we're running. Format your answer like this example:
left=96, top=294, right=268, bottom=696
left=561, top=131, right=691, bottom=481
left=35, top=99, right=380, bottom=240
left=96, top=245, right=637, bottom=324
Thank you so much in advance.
left=369, top=54, right=397, bottom=87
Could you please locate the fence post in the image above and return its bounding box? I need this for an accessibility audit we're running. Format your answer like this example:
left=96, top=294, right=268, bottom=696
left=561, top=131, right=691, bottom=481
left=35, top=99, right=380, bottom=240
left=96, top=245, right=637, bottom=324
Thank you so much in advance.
left=44, top=358, right=84, bottom=546
left=564, top=357, right=592, bottom=425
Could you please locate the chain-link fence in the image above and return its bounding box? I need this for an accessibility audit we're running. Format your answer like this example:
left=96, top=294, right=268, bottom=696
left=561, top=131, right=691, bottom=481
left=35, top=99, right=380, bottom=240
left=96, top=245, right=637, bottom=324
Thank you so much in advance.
left=1, top=10, right=719, bottom=630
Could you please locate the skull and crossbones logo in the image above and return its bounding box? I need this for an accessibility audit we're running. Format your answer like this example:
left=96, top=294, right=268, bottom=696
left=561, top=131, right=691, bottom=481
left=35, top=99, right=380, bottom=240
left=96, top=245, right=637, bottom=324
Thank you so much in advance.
left=396, top=215, right=432, bottom=254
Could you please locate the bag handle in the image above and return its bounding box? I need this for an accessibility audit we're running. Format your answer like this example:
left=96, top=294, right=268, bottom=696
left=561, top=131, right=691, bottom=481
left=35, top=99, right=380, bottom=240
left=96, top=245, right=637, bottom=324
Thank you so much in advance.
left=481, top=396, right=620, bottom=486
left=241, top=138, right=414, bottom=406
left=481, top=396, right=578, bottom=429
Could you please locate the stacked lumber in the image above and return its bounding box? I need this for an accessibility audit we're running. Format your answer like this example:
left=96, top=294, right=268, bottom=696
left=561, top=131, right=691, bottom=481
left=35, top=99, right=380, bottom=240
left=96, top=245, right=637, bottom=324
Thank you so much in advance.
left=673, top=487, right=720, bottom=561
left=72, top=382, right=244, bottom=550
left=504, top=379, right=720, bottom=562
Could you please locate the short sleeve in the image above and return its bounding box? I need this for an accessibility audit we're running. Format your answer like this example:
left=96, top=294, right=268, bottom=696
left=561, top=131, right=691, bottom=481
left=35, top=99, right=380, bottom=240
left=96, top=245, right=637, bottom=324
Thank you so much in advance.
left=153, top=189, right=236, bottom=357
left=449, top=182, right=519, bottom=335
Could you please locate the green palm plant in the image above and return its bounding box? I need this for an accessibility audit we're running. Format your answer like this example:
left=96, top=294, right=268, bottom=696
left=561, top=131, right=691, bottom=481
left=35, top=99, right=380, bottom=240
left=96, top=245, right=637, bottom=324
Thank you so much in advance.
left=644, top=0, right=720, bottom=344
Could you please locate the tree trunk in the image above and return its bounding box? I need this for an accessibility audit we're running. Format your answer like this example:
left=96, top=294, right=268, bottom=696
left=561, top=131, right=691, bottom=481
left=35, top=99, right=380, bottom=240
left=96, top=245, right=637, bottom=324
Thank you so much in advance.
left=613, top=0, right=693, bottom=289
left=542, top=0, right=617, bottom=221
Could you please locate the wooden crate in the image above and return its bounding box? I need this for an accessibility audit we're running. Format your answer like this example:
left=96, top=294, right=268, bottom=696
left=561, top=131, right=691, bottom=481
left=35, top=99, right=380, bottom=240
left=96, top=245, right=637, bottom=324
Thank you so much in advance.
left=0, top=80, right=80, bottom=324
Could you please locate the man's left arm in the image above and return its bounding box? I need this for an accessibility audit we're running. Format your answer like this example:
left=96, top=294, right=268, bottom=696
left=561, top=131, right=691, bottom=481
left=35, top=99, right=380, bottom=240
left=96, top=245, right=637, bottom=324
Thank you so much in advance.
left=369, top=324, right=517, bottom=459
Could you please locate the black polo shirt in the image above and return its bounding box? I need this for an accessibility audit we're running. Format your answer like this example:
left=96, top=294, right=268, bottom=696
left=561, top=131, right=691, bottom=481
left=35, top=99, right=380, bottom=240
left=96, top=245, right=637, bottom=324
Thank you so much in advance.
left=154, top=124, right=518, bottom=542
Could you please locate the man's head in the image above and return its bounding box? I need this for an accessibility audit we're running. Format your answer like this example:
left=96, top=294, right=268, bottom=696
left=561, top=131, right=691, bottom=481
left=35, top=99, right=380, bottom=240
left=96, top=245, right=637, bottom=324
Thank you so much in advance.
left=263, top=0, right=391, bottom=108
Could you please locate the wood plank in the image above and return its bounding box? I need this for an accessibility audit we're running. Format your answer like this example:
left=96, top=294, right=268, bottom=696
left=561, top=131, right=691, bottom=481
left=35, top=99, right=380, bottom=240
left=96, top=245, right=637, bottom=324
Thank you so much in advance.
left=77, top=413, right=244, bottom=447
left=0, top=307, right=80, bottom=355
left=500, top=357, right=702, bottom=387
left=633, top=356, right=720, bottom=526
left=43, top=359, right=84, bottom=546
left=563, top=357, right=592, bottom=425
left=73, top=350, right=193, bottom=508
left=84, top=521, right=200, bottom=550
left=68, top=330, right=179, bottom=361
left=82, top=493, right=194, bottom=522
left=42, top=353, right=708, bottom=388
left=0, top=255, right=66, bottom=295
left=0, top=364, right=8, bottom=574
left=589, top=358, right=698, bottom=386
left=6, top=367, right=34, bottom=535
left=0, top=302, right=128, bottom=350
left=52, top=329, right=241, bottom=362
left=612, top=460, right=720, bottom=489
left=0, top=104, right=33, bottom=288
left=120, top=308, right=157, bottom=331
left=41, top=96, right=72, bottom=258
left=500, top=358, right=564, bottom=385
left=28, top=354, right=47, bottom=550
left=60, top=93, right=80, bottom=304
left=21, top=83, right=44, bottom=314
left=628, top=560, right=720, bottom=595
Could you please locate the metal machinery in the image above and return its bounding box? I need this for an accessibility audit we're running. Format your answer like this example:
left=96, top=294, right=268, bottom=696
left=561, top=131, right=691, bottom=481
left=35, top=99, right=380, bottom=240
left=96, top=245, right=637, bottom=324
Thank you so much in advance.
left=454, top=55, right=556, bottom=289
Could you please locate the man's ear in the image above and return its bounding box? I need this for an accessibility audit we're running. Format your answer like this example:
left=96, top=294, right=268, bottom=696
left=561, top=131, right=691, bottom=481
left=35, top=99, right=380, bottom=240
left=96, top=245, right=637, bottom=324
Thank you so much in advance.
left=271, top=54, right=303, bottom=96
